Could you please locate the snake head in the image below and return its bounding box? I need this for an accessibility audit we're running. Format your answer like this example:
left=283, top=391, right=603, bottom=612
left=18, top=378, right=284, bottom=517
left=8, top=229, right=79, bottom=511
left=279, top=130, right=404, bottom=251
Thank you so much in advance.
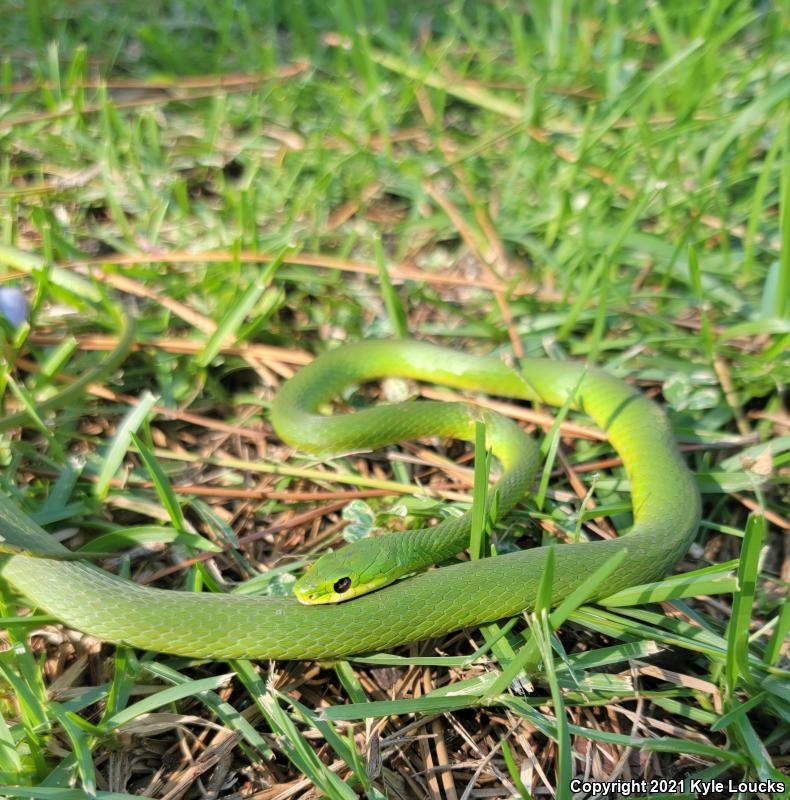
left=294, top=537, right=405, bottom=604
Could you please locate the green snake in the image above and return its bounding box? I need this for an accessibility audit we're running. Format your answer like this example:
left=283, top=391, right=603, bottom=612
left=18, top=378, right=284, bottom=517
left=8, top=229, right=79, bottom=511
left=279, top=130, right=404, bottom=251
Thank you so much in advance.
left=0, top=340, right=700, bottom=660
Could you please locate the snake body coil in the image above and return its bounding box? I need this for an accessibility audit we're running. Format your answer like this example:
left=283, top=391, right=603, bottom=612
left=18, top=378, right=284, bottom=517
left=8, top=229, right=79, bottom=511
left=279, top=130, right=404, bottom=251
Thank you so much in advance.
left=0, top=341, right=700, bottom=660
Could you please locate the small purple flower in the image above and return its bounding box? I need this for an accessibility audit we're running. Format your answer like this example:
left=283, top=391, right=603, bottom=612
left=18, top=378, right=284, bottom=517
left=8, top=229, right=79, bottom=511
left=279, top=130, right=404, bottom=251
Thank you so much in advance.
left=0, top=286, right=29, bottom=327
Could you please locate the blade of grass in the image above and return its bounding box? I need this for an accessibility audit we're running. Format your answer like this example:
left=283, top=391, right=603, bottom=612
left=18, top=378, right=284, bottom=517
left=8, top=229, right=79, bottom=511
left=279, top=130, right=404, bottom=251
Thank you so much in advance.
left=129, top=432, right=185, bottom=532
left=77, top=525, right=220, bottom=554
left=559, top=640, right=662, bottom=671
left=726, top=512, right=767, bottom=691
left=0, top=310, right=135, bottom=435
left=280, top=692, right=373, bottom=795
left=687, top=243, right=715, bottom=362
left=529, top=609, right=571, bottom=800
left=501, top=739, right=533, bottom=800
left=197, top=279, right=266, bottom=367
left=776, top=125, right=790, bottom=318
left=502, top=696, right=751, bottom=766
left=598, top=574, right=737, bottom=607
left=743, top=116, right=783, bottom=280
left=102, top=673, right=234, bottom=729
left=0, top=652, right=49, bottom=731
left=535, top=546, right=555, bottom=616
left=701, top=75, right=790, bottom=180
left=347, top=653, right=474, bottom=667
left=469, top=420, right=490, bottom=560
left=765, top=594, right=790, bottom=666
left=0, top=707, right=23, bottom=779
left=321, top=694, right=479, bottom=721
left=98, top=647, right=136, bottom=727
left=334, top=661, right=367, bottom=706
left=557, top=189, right=653, bottom=341
left=231, top=659, right=357, bottom=799
left=376, top=235, right=408, bottom=337
left=0, top=243, right=101, bottom=302
left=47, top=704, right=96, bottom=796
left=711, top=691, right=768, bottom=732
left=4, top=374, right=65, bottom=459
left=533, top=367, right=586, bottom=510
left=94, top=391, right=158, bottom=499
left=484, top=547, right=626, bottom=699
left=143, top=661, right=273, bottom=759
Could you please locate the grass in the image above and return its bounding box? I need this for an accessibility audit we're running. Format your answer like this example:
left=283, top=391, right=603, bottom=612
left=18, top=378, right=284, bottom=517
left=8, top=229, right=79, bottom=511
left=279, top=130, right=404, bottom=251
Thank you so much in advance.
left=0, top=1, right=789, bottom=798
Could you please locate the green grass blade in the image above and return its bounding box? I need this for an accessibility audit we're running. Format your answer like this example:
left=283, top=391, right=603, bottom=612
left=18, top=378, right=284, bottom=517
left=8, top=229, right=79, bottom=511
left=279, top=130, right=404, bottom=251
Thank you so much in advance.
left=530, top=610, right=571, bottom=800
left=334, top=660, right=367, bottom=706
left=744, top=117, right=783, bottom=279
left=501, top=739, right=533, bottom=800
left=47, top=704, right=96, bottom=796
left=376, top=236, right=408, bottom=337
left=765, top=593, right=790, bottom=666
left=280, top=692, right=372, bottom=793
left=4, top=374, right=64, bottom=459
left=533, top=367, right=586, bottom=510
left=711, top=691, right=768, bottom=733
left=0, top=311, right=135, bottom=435
left=94, top=391, right=158, bottom=499
left=598, top=574, right=736, bottom=607
left=321, top=694, right=478, bottom=721
left=0, top=706, right=23, bottom=779
left=687, top=244, right=714, bottom=361
left=103, top=673, right=234, bottom=729
left=0, top=654, right=49, bottom=731
left=484, top=547, right=628, bottom=699
left=535, top=545, right=555, bottom=616
left=0, top=243, right=101, bottom=302
left=77, top=525, right=220, bottom=554
left=726, top=512, right=767, bottom=691
left=469, top=420, right=490, bottom=560
left=197, top=280, right=267, bottom=367
left=129, top=432, right=185, bottom=532
left=701, top=75, right=790, bottom=180
left=145, top=661, right=273, bottom=758
left=776, top=126, right=790, bottom=318
left=559, top=640, right=662, bottom=671
left=231, top=659, right=357, bottom=799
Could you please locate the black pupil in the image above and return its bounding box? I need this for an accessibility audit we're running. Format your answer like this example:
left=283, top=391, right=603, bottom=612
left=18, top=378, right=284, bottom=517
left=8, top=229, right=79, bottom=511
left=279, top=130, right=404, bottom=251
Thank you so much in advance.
left=333, top=577, right=351, bottom=594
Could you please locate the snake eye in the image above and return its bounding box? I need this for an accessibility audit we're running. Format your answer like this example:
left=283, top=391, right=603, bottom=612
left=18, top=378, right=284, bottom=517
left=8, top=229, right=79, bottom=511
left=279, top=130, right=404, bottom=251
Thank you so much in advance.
left=333, top=577, right=352, bottom=594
